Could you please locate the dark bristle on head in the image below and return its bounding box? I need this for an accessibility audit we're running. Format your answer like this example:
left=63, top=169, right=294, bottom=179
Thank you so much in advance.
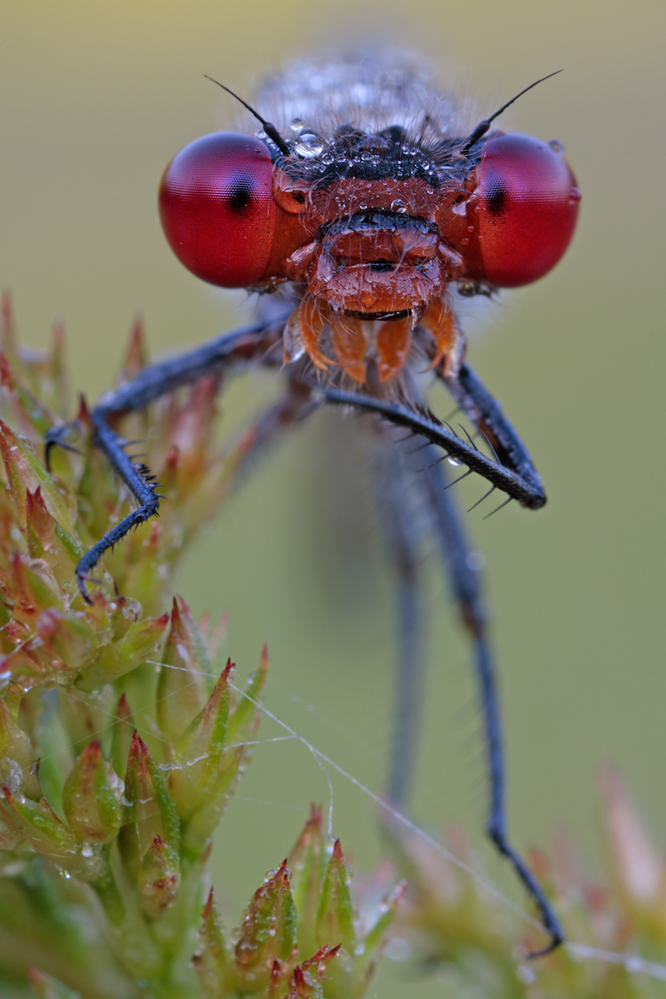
left=461, top=69, right=563, bottom=154
left=202, top=74, right=291, bottom=156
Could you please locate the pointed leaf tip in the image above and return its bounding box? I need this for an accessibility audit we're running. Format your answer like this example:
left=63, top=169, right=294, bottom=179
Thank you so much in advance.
left=116, top=692, right=131, bottom=719
left=122, top=316, right=147, bottom=378
left=0, top=353, right=15, bottom=388
left=203, top=885, right=215, bottom=918
left=137, top=832, right=181, bottom=918
left=62, top=739, right=122, bottom=844
left=120, top=728, right=180, bottom=879
left=129, top=729, right=145, bottom=757
left=76, top=395, right=90, bottom=422
left=234, top=859, right=297, bottom=985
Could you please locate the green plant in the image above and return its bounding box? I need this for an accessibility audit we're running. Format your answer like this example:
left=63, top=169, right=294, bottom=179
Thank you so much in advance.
left=0, top=296, right=399, bottom=999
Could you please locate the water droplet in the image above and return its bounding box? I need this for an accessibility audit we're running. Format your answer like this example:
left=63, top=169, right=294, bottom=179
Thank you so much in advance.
left=548, top=138, right=564, bottom=153
left=294, top=130, right=324, bottom=158
left=391, top=199, right=408, bottom=213
left=81, top=844, right=93, bottom=857
left=460, top=237, right=469, bottom=246
left=447, top=456, right=462, bottom=467
left=7, top=761, right=22, bottom=792
left=290, top=117, right=304, bottom=132
left=358, top=202, right=367, bottom=210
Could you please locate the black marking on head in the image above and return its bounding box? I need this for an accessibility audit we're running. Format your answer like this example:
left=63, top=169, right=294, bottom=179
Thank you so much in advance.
left=318, top=209, right=439, bottom=241
left=283, top=129, right=462, bottom=188
left=380, top=125, right=408, bottom=143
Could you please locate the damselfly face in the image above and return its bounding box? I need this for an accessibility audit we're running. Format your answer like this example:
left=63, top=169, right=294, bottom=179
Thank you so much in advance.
left=159, top=53, right=580, bottom=386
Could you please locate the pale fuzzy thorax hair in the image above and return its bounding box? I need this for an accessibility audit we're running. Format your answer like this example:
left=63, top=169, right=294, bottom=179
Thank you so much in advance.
left=252, top=49, right=478, bottom=151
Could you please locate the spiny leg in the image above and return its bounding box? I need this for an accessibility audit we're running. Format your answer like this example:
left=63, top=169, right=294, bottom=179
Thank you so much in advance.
left=322, top=370, right=561, bottom=954
left=45, top=320, right=279, bottom=464
left=320, top=373, right=546, bottom=509
left=75, top=408, right=161, bottom=596
left=419, top=447, right=563, bottom=956
left=50, top=320, right=283, bottom=600
left=440, top=361, right=545, bottom=499
left=80, top=378, right=316, bottom=599
left=94, top=320, right=282, bottom=418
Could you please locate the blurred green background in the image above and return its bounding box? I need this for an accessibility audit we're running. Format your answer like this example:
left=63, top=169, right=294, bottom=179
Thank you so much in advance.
left=1, top=0, right=665, bottom=992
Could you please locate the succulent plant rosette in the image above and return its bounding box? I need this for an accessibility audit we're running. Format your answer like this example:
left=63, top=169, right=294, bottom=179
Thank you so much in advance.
left=1, top=294, right=666, bottom=999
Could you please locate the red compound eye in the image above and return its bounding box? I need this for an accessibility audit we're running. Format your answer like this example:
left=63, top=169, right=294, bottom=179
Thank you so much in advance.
left=158, top=132, right=275, bottom=288
left=474, top=132, right=581, bottom=287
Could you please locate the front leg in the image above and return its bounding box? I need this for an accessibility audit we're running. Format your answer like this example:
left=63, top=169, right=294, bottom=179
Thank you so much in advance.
left=51, top=320, right=281, bottom=600
left=321, top=377, right=546, bottom=509
left=75, top=409, right=161, bottom=599
left=440, top=361, right=546, bottom=504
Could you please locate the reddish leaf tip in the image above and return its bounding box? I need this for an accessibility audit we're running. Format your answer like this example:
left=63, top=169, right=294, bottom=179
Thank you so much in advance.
left=81, top=740, right=103, bottom=762
left=77, top=395, right=91, bottom=421
left=308, top=804, right=323, bottom=828
left=202, top=886, right=216, bottom=919
left=1, top=290, right=13, bottom=323
left=129, top=730, right=149, bottom=757
left=270, top=958, right=282, bottom=986
left=0, top=353, right=14, bottom=387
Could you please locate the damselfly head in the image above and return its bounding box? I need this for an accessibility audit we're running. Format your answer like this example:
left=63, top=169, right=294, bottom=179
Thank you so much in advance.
left=159, top=52, right=580, bottom=386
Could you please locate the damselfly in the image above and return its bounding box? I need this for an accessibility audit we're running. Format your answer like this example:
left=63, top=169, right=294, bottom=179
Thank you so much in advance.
left=47, top=49, right=580, bottom=956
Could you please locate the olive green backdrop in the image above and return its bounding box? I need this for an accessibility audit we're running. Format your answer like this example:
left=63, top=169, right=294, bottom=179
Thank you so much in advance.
left=1, top=0, right=665, bottom=994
